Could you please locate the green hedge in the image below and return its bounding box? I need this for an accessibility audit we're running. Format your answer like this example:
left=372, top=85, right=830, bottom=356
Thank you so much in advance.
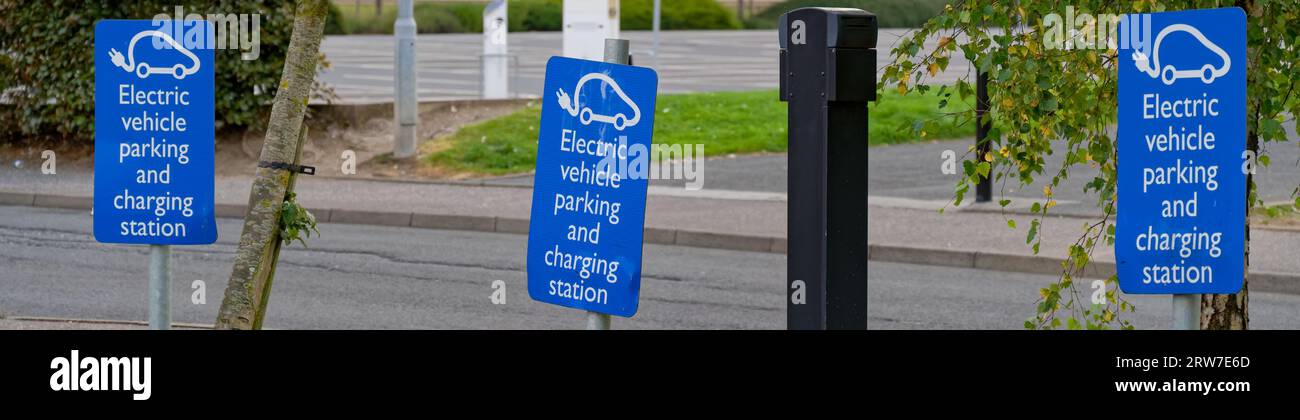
left=329, top=0, right=738, bottom=35
left=0, top=0, right=334, bottom=142
left=622, top=0, right=739, bottom=30
left=745, top=0, right=952, bottom=29
left=510, top=0, right=563, bottom=32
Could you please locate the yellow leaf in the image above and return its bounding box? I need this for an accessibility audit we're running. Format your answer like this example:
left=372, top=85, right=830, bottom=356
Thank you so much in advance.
left=927, top=63, right=939, bottom=77
left=1043, top=185, right=1053, bottom=197
left=984, top=152, right=993, bottom=162
left=1046, top=199, right=1058, bottom=209
left=897, top=83, right=907, bottom=95
left=999, top=146, right=1010, bottom=158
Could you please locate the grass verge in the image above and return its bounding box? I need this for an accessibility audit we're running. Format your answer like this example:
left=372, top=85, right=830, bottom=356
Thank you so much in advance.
left=427, top=88, right=973, bottom=175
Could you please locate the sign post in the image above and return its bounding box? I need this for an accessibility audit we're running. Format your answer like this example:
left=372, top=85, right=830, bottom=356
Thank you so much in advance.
left=148, top=245, right=171, bottom=329
left=95, top=20, right=217, bottom=330
left=394, top=0, right=419, bottom=158
left=778, top=8, right=875, bottom=330
left=1116, top=8, right=1247, bottom=330
left=527, top=39, right=657, bottom=329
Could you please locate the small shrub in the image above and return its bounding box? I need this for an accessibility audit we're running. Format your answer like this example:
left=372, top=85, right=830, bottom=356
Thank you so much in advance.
left=0, top=0, right=334, bottom=142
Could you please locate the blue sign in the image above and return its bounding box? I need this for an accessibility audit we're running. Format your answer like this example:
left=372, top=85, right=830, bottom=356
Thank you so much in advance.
left=527, top=56, right=658, bottom=317
left=94, top=20, right=216, bottom=245
left=1117, top=8, right=1245, bottom=294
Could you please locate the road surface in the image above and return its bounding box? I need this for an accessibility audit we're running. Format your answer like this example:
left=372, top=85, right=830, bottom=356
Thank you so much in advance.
left=869, top=261, right=1300, bottom=329
left=4, top=205, right=1296, bottom=329
left=0, top=205, right=782, bottom=329
left=318, top=29, right=965, bottom=102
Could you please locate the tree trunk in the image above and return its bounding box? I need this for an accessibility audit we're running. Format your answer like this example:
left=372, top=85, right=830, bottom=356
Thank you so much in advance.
left=215, top=0, right=331, bottom=330
left=1201, top=0, right=1256, bottom=330
left=1200, top=136, right=1252, bottom=330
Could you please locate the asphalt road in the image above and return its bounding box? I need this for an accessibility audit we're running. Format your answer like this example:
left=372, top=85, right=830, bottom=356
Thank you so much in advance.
left=318, top=29, right=965, bottom=103
left=868, top=261, right=1300, bottom=330
left=0, top=205, right=782, bottom=329
left=869, top=125, right=1300, bottom=216
left=4, top=205, right=1296, bottom=330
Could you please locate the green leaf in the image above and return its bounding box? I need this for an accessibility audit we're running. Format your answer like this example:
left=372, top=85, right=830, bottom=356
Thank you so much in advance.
left=1007, top=219, right=1016, bottom=229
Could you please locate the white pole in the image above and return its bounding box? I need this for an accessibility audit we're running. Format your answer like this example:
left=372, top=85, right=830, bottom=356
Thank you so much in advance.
left=393, top=0, right=419, bottom=159
left=1172, top=294, right=1200, bottom=330
left=148, top=245, right=171, bottom=330
left=482, top=0, right=509, bottom=99
left=652, top=0, right=661, bottom=69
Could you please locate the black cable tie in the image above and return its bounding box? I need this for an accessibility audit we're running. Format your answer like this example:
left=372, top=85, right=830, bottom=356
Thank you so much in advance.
left=258, top=160, right=315, bottom=175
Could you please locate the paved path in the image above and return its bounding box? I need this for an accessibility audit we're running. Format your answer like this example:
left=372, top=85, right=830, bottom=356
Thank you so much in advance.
left=318, top=29, right=966, bottom=103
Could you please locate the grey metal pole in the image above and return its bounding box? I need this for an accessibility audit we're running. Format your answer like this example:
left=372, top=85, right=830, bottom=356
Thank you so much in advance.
left=582, top=38, right=631, bottom=331
left=1172, top=294, right=1200, bottom=330
left=393, top=0, right=419, bottom=159
left=148, top=245, right=171, bottom=330
left=652, top=0, right=661, bottom=69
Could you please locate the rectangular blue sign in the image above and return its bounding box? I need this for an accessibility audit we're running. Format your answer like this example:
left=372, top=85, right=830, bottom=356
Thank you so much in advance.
left=527, top=56, right=658, bottom=317
left=1116, top=8, right=1246, bottom=294
left=94, top=20, right=216, bottom=245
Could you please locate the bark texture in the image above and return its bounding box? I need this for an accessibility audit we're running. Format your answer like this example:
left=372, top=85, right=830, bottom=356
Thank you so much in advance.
left=215, top=0, right=330, bottom=330
left=1200, top=0, right=1256, bottom=330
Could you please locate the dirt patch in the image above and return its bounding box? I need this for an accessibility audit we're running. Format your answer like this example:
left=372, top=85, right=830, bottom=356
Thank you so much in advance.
left=1254, top=209, right=1300, bottom=231
left=225, top=99, right=532, bottom=179
left=0, top=99, right=531, bottom=180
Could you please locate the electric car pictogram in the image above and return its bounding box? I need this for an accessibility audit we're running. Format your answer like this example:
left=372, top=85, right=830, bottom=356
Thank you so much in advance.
left=555, top=72, right=641, bottom=130
left=107, top=30, right=202, bottom=80
left=1132, top=23, right=1231, bottom=85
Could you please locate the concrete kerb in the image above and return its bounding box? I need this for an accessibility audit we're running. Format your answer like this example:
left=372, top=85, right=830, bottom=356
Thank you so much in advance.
left=4, top=315, right=213, bottom=330
left=8, top=193, right=785, bottom=253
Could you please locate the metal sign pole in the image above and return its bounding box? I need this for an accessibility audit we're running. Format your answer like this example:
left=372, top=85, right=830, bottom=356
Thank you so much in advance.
left=1172, top=294, right=1200, bottom=330
left=148, top=244, right=171, bottom=330
left=581, top=37, right=632, bottom=331
left=393, top=0, right=418, bottom=158
left=652, top=0, right=661, bottom=69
